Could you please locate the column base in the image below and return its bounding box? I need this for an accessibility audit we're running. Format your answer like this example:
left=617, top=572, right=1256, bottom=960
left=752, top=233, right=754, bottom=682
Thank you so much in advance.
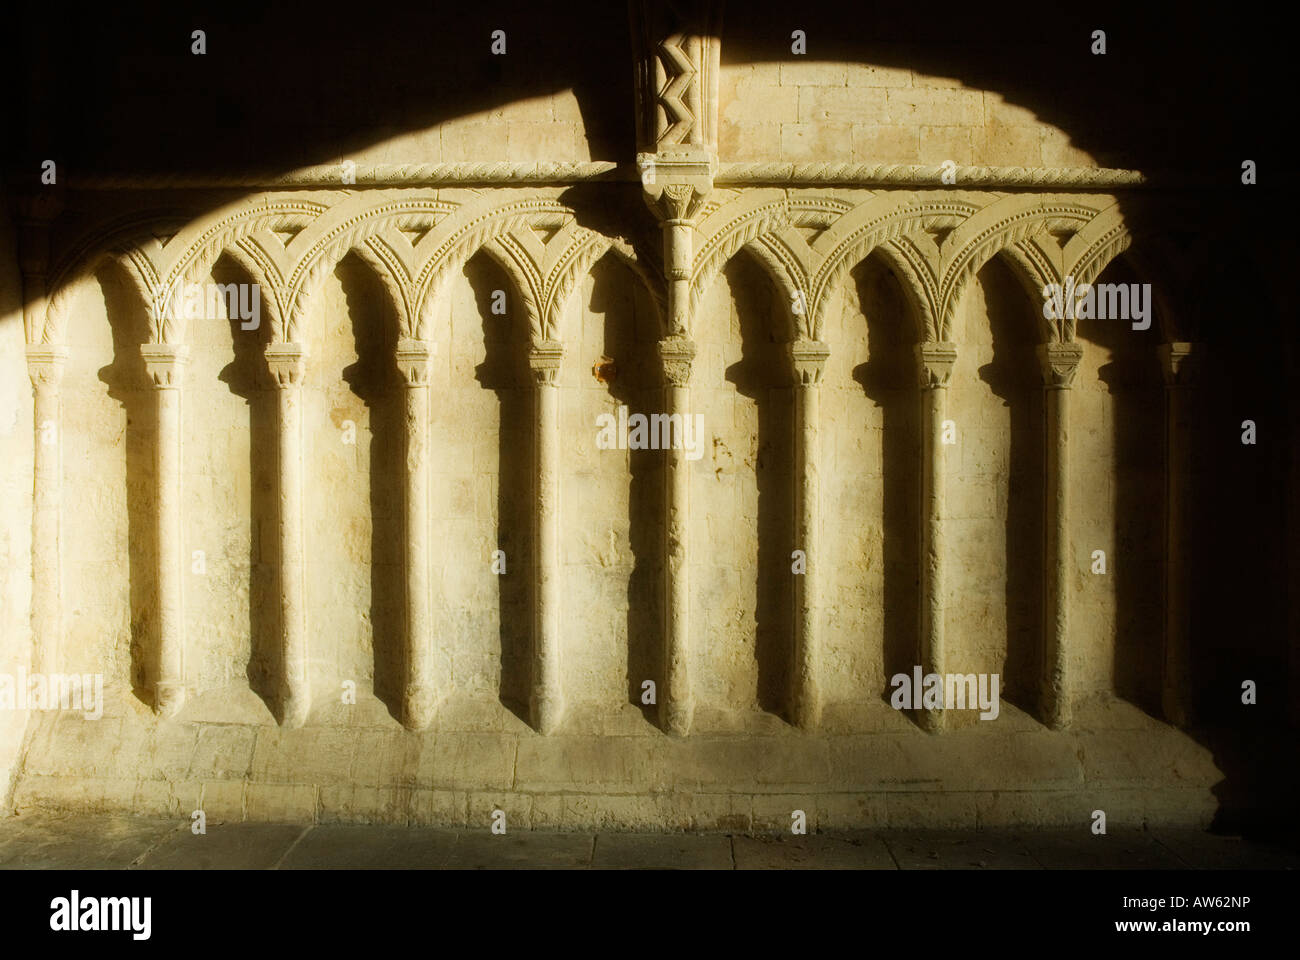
left=153, top=681, right=186, bottom=719
left=1041, top=689, right=1071, bottom=731
left=402, top=684, right=439, bottom=732
left=278, top=685, right=311, bottom=729
left=917, top=707, right=945, bottom=733
left=531, top=689, right=564, bottom=735
left=661, top=697, right=694, bottom=737
left=791, top=691, right=822, bottom=731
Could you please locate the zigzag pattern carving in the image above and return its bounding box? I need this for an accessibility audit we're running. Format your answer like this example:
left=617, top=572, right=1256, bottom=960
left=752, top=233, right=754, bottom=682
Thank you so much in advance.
left=657, top=34, right=698, bottom=145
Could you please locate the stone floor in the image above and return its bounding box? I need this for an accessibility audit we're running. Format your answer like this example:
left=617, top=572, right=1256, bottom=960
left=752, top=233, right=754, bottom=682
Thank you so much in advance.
left=0, top=814, right=1296, bottom=869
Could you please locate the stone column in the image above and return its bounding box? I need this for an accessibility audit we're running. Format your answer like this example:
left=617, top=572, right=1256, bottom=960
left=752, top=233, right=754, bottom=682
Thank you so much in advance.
left=140, top=344, right=189, bottom=717
left=396, top=339, right=435, bottom=730
left=1037, top=342, right=1083, bottom=729
left=788, top=340, right=829, bottom=729
left=1159, top=342, right=1199, bottom=728
left=638, top=108, right=712, bottom=736
left=265, top=343, right=311, bottom=728
left=659, top=337, right=696, bottom=736
left=26, top=345, right=69, bottom=677
left=916, top=342, right=956, bottom=732
left=528, top=341, right=564, bottom=734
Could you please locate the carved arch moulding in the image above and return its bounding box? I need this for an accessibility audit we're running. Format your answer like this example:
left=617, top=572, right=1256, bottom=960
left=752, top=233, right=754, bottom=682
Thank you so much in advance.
left=678, top=189, right=1191, bottom=348
left=31, top=189, right=668, bottom=352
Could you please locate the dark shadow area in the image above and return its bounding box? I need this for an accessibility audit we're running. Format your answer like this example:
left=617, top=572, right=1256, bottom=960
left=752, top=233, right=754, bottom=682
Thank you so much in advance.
left=95, top=263, right=153, bottom=706
left=1088, top=257, right=1163, bottom=716
left=587, top=254, right=663, bottom=722
left=1185, top=250, right=1295, bottom=842
left=722, top=254, right=793, bottom=718
left=9, top=3, right=1282, bottom=184
left=467, top=254, right=532, bottom=723
left=849, top=256, right=920, bottom=704
left=713, top=1, right=1281, bottom=178
left=337, top=253, right=402, bottom=719
left=975, top=258, right=1042, bottom=717
left=11, top=2, right=634, bottom=178
left=211, top=256, right=277, bottom=712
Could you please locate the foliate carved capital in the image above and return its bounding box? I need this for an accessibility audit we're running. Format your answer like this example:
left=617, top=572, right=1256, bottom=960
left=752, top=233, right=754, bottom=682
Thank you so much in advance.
left=265, top=343, right=308, bottom=388
left=916, top=342, right=958, bottom=389
left=1037, top=342, right=1084, bottom=389
left=642, top=168, right=713, bottom=223
left=659, top=337, right=697, bottom=387
left=1158, top=342, right=1201, bottom=388
left=140, top=343, right=190, bottom=388
left=26, top=344, right=69, bottom=390
left=395, top=338, right=433, bottom=387
left=788, top=340, right=830, bottom=386
left=528, top=341, right=564, bottom=385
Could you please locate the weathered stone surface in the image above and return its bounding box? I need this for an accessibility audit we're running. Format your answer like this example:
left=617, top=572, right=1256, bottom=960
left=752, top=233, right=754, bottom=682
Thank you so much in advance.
left=591, top=833, right=732, bottom=870
left=1016, top=828, right=1186, bottom=870
left=280, top=825, right=458, bottom=869
left=137, top=823, right=308, bottom=870
left=733, top=834, right=896, bottom=869
left=884, top=831, right=1038, bottom=870
left=0, top=17, right=1272, bottom=840
left=447, top=832, right=594, bottom=870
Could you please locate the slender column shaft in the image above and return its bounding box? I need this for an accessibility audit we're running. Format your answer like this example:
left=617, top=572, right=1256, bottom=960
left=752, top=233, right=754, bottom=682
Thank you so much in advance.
left=529, top=342, right=564, bottom=734
left=397, top=340, right=435, bottom=730
left=789, top=341, right=829, bottom=729
left=1159, top=342, right=1199, bottom=728
left=644, top=174, right=709, bottom=736
left=660, top=338, right=696, bottom=735
left=266, top=344, right=310, bottom=728
left=27, top=345, right=69, bottom=677
left=1038, top=342, right=1083, bottom=729
left=141, top=344, right=189, bottom=717
left=916, top=343, right=956, bottom=732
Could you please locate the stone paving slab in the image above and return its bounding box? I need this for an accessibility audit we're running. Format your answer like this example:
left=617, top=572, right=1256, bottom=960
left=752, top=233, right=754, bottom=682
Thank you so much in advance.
left=0, top=814, right=178, bottom=870
left=1015, top=827, right=1186, bottom=870
left=0, top=815, right=1295, bottom=869
left=445, top=832, right=596, bottom=870
left=1148, top=829, right=1300, bottom=870
left=591, top=833, right=734, bottom=870
left=135, top=824, right=308, bottom=870
left=280, top=826, right=459, bottom=869
left=883, top=830, right=1040, bottom=869
left=733, top=834, right=896, bottom=869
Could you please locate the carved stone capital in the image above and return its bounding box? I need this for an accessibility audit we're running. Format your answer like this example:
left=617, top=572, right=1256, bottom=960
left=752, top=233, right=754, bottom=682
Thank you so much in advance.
left=642, top=169, right=712, bottom=223
left=1037, top=342, right=1084, bottom=389
left=1158, top=342, right=1202, bottom=388
left=26, top=344, right=69, bottom=389
left=788, top=340, right=830, bottom=386
left=265, top=343, right=308, bottom=388
left=140, top=343, right=190, bottom=388
left=528, top=341, right=564, bottom=385
left=659, top=338, right=697, bottom=387
left=916, top=342, right=958, bottom=389
left=395, top=338, right=433, bottom=387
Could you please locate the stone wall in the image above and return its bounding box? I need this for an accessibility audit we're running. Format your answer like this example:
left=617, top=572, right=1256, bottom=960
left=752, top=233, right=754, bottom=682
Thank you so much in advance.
left=3, top=4, right=1292, bottom=834
left=0, top=204, right=34, bottom=799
